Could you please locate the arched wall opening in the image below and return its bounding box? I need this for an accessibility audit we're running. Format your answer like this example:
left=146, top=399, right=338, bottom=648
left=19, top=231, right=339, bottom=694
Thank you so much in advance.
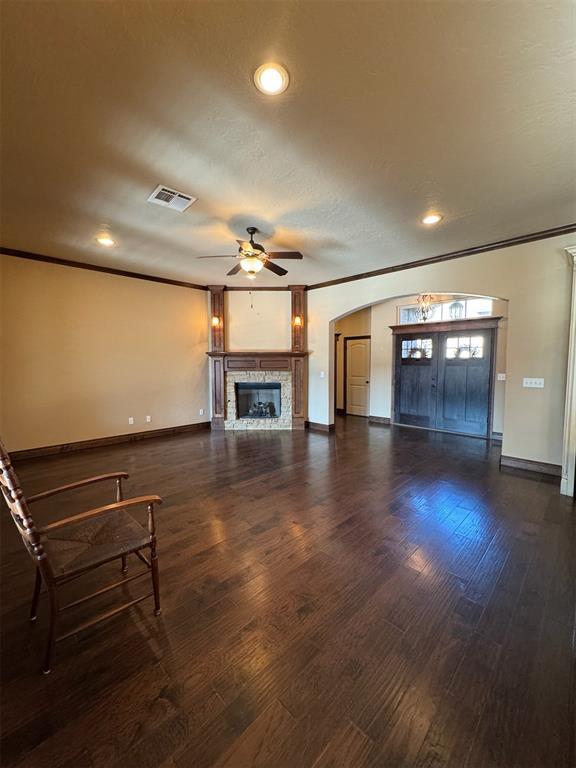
left=330, top=292, right=509, bottom=439
left=306, top=235, right=572, bottom=475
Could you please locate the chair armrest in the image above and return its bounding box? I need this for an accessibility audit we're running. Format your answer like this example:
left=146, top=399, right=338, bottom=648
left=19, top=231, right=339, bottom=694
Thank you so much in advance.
left=27, top=472, right=130, bottom=503
left=37, top=495, right=163, bottom=533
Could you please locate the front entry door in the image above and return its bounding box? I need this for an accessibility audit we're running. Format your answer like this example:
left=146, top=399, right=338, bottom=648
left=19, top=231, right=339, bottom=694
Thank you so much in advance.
left=346, top=337, right=371, bottom=416
left=394, top=329, right=494, bottom=437
left=436, top=329, right=493, bottom=436
left=394, top=334, right=438, bottom=428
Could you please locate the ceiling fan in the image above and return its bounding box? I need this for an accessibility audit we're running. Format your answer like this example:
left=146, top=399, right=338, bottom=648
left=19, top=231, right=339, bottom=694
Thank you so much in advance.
left=197, top=226, right=303, bottom=279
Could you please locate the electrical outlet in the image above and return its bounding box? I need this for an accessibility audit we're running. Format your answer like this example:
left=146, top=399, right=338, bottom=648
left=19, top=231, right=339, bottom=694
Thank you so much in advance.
left=145, top=415, right=152, bottom=423
left=320, top=371, right=326, bottom=379
left=497, top=373, right=506, bottom=381
left=128, top=417, right=135, bottom=425
left=523, top=377, right=544, bottom=389
left=199, top=408, right=204, bottom=416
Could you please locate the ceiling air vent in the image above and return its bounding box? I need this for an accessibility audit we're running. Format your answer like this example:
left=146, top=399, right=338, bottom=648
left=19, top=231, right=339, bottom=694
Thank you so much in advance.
left=147, top=184, right=197, bottom=212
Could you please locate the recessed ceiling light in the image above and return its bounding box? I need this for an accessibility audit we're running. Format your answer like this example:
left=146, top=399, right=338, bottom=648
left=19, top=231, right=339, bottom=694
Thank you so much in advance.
left=96, top=233, right=116, bottom=247
left=253, top=63, right=290, bottom=95
left=422, top=214, right=443, bottom=225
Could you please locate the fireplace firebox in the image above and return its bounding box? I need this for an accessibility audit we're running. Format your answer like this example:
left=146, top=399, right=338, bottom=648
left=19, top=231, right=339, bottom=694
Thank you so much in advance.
left=235, top=382, right=281, bottom=419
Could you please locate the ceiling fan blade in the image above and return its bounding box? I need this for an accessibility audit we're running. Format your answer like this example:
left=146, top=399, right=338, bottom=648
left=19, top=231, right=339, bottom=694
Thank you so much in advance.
left=227, top=263, right=243, bottom=276
left=267, top=251, right=304, bottom=260
left=263, top=260, right=288, bottom=277
left=196, top=255, right=236, bottom=259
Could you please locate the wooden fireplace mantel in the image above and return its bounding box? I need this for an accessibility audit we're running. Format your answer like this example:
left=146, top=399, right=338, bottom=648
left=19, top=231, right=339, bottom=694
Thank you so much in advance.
left=207, top=350, right=308, bottom=430
left=207, top=350, right=309, bottom=368
left=207, top=351, right=310, bottom=356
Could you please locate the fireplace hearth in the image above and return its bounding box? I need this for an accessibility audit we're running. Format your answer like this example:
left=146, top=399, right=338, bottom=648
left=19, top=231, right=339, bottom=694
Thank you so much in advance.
left=236, top=382, right=281, bottom=419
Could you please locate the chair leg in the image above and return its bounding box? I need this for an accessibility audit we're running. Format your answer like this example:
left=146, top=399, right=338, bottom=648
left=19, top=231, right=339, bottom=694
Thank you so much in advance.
left=151, top=550, right=161, bottom=616
left=30, top=568, right=42, bottom=622
left=43, top=587, right=58, bottom=675
left=121, top=555, right=128, bottom=574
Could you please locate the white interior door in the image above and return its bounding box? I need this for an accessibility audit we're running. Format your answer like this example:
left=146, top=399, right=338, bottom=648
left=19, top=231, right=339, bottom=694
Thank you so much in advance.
left=346, top=338, right=371, bottom=416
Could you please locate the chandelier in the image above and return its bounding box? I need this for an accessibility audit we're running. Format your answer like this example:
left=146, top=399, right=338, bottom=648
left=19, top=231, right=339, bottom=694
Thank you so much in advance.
left=417, top=294, right=434, bottom=322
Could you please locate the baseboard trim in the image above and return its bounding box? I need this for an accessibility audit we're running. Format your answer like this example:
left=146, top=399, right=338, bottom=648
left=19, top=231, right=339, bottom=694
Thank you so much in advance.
left=500, top=455, right=562, bottom=477
left=335, top=408, right=345, bottom=416
left=305, top=421, right=335, bottom=433
left=369, top=415, right=391, bottom=425
left=11, top=422, right=211, bottom=461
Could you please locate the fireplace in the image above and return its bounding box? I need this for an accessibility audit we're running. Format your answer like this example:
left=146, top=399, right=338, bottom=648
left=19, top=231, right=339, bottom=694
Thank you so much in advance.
left=207, top=350, right=307, bottom=430
left=223, top=370, right=293, bottom=429
left=207, top=286, right=307, bottom=430
left=236, top=382, right=281, bottom=419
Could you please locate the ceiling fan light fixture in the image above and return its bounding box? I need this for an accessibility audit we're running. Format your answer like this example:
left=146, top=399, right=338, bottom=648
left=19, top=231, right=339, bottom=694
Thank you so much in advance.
left=240, top=255, right=264, bottom=274
left=253, top=63, right=289, bottom=95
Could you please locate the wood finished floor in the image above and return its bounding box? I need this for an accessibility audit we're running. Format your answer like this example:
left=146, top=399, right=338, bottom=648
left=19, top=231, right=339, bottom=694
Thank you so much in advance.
left=1, top=418, right=574, bottom=768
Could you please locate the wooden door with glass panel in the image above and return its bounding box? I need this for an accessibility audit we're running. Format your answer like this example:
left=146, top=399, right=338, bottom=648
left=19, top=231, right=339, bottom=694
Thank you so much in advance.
left=436, top=329, right=493, bottom=436
left=394, top=333, right=438, bottom=428
left=394, top=327, right=494, bottom=437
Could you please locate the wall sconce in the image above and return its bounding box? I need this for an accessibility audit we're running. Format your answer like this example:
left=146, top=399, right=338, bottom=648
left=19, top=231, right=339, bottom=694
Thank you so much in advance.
left=293, top=315, right=303, bottom=327
left=211, top=316, right=221, bottom=328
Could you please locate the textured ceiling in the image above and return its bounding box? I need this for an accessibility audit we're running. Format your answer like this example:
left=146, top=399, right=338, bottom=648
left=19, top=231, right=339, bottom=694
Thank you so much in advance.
left=1, top=1, right=575, bottom=286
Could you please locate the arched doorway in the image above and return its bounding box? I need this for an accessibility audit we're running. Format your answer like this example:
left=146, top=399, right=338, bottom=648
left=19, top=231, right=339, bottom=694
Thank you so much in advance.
left=332, top=292, right=508, bottom=439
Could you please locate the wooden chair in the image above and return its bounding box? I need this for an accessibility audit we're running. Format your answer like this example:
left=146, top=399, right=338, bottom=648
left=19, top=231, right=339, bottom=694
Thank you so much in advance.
left=0, top=437, right=163, bottom=674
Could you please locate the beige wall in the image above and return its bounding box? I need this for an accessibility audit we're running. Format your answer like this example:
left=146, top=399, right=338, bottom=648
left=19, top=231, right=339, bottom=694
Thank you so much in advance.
left=369, top=295, right=508, bottom=433
left=226, top=291, right=291, bottom=351
left=334, top=307, right=372, bottom=410
left=307, top=234, right=572, bottom=466
left=3, top=233, right=572, bottom=467
left=1, top=257, right=209, bottom=451
left=205, top=235, right=570, bottom=465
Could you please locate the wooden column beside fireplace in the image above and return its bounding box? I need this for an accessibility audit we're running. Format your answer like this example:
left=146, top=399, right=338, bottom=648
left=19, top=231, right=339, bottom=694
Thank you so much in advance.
left=207, top=285, right=308, bottom=430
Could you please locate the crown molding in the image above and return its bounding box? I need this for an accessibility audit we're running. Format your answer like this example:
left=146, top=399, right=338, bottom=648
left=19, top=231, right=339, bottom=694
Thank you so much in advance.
left=306, top=223, right=576, bottom=290
left=3, top=222, right=575, bottom=292
left=0, top=247, right=208, bottom=291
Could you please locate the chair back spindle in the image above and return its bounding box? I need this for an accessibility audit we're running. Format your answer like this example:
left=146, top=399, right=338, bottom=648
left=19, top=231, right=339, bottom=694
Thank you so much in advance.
left=0, top=438, right=47, bottom=566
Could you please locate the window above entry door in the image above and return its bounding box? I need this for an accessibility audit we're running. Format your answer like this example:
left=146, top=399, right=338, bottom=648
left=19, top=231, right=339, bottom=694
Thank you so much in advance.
left=398, top=297, right=494, bottom=325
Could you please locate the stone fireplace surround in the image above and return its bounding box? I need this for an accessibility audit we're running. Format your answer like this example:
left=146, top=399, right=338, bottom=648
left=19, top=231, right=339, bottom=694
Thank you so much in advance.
left=225, top=371, right=292, bottom=430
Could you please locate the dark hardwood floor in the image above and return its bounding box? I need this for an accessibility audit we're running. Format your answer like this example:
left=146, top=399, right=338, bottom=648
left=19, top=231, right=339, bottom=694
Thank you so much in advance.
left=1, top=417, right=574, bottom=768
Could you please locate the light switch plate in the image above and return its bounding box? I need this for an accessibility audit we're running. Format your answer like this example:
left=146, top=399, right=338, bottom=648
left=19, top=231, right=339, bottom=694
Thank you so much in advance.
left=523, top=377, right=544, bottom=388
left=497, top=373, right=506, bottom=381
